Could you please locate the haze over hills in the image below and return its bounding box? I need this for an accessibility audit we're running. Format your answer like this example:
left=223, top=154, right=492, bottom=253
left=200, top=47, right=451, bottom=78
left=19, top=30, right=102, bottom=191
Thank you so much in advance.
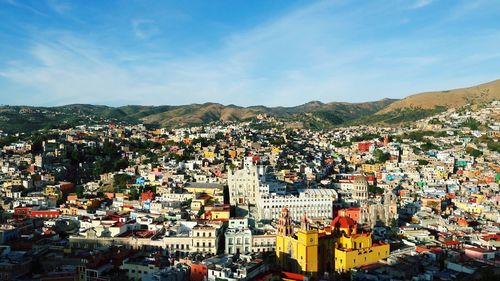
left=0, top=79, right=499, bottom=133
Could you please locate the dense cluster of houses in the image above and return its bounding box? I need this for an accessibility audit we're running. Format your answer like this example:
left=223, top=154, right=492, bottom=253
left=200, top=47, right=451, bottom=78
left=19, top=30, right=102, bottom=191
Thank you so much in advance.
left=0, top=101, right=498, bottom=280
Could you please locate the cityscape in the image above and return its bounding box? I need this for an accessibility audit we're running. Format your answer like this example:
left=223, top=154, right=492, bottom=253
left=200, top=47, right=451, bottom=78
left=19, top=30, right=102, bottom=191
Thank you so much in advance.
left=0, top=1, right=499, bottom=281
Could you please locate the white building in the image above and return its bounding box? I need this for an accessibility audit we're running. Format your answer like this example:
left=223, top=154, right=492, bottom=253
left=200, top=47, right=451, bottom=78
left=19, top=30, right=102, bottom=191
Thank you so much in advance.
left=228, top=157, right=265, bottom=205
left=251, top=234, right=276, bottom=253
left=206, top=255, right=269, bottom=281
left=225, top=218, right=252, bottom=254
left=192, top=223, right=222, bottom=254
left=257, top=188, right=338, bottom=221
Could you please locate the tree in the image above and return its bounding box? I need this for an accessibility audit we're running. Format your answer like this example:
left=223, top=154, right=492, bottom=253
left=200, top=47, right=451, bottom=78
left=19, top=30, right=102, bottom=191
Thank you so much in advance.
left=487, top=141, right=499, bottom=153
left=129, top=187, right=139, bottom=200
left=368, top=184, right=384, bottom=194
left=420, top=141, right=438, bottom=151
left=465, top=147, right=482, bottom=158
left=113, top=174, right=133, bottom=192
left=417, top=159, right=429, bottom=166
left=351, top=133, right=381, bottom=142
left=75, top=186, right=84, bottom=197
left=373, top=149, right=390, bottom=163
left=461, top=117, right=481, bottom=130
left=113, top=158, right=130, bottom=170
left=390, top=218, right=398, bottom=228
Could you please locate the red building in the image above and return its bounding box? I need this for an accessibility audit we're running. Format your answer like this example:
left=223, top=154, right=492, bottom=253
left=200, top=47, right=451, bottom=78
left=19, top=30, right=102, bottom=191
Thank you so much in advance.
left=141, top=190, right=155, bottom=202
left=344, top=174, right=376, bottom=185
left=337, top=208, right=362, bottom=223
left=14, top=206, right=33, bottom=217
left=358, top=142, right=373, bottom=152
left=14, top=206, right=60, bottom=218
left=190, top=263, right=208, bottom=281
left=30, top=210, right=60, bottom=218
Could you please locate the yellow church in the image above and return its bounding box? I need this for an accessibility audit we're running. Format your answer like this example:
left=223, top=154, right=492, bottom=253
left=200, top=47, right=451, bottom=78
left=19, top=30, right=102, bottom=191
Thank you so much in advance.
left=276, top=208, right=390, bottom=276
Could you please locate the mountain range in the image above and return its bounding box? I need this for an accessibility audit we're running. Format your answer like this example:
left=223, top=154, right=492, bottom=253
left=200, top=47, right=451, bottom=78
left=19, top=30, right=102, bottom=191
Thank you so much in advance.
left=1, top=79, right=499, bottom=133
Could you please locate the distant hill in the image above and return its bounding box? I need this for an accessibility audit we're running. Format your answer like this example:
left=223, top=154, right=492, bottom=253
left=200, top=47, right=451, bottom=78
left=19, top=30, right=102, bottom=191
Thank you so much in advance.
left=378, top=79, right=500, bottom=114
left=0, top=78, right=498, bottom=133
left=134, top=99, right=397, bottom=129
left=0, top=99, right=396, bottom=133
left=349, top=79, right=500, bottom=126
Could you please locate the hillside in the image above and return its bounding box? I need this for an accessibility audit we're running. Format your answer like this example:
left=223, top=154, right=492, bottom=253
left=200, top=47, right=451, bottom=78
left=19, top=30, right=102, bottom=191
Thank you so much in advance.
left=1, top=78, right=499, bottom=133
left=134, top=103, right=263, bottom=128
left=378, top=79, right=500, bottom=114
left=0, top=99, right=396, bottom=133
left=137, top=99, right=397, bottom=128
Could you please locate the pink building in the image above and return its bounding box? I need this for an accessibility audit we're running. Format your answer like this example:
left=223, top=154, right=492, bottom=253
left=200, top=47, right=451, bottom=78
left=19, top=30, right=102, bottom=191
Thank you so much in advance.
left=464, top=247, right=495, bottom=260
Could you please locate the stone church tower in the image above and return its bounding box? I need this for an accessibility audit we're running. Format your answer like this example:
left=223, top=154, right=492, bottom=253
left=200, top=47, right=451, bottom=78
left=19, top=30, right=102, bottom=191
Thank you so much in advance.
left=352, top=175, right=368, bottom=204
left=383, top=188, right=398, bottom=225
left=359, top=188, right=398, bottom=227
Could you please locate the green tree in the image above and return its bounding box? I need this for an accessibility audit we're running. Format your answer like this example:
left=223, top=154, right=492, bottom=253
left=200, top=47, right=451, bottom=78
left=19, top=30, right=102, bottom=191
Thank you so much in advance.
left=368, top=184, right=384, bottom=194
left=487, top=141, right=500, bottom=153
left=113, top=174, right=133, bottom=192
left=373, top=149, right=390, bottom=163
left=465, top=147, right=482, bottom=158
left=461, top=117, right=481, bottom=130
left=75, top=186, right=84, bottom=197
left=417, top=159, right=429, bottom=165
left=129, top=187, right=139, bottom=200
left=390, top=218, right=398, bottom=228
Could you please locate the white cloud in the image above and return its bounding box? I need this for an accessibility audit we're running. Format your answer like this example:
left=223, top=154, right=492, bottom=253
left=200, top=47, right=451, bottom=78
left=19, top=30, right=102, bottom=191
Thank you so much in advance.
left=410, top=0, right=433, bottom=9
left=46, top=0, right=71, bottom=15
left=1, top=0, right=499, bottom=106
left=131, top=19, right=159, bottom=40
left=1, top=0, right=48, bottom=16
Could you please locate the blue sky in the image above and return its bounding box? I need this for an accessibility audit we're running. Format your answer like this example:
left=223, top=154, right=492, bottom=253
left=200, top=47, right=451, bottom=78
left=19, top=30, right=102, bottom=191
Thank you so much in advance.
left=0, top=0, right=499, bottom=107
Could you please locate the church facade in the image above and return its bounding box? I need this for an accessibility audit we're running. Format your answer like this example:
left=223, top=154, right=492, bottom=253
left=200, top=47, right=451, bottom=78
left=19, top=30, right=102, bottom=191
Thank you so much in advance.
left=276, top=208, right=390, bottom=276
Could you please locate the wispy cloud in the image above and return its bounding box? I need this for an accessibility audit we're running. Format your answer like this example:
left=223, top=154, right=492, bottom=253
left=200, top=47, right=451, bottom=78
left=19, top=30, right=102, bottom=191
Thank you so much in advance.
left=0, top=0, right=499, bottom=106
left=46, top=0, right=71, bottom=15
left=1, top=0, right=47, bottom=16
left=131, top=19, right=159, bottom=40
left=374, top=56, right=440, bottom=66
left=410, top=0, right=433, bottom=9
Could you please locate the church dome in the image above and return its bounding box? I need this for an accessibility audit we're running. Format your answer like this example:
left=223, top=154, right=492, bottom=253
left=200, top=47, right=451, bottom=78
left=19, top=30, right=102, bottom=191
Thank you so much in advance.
left=353, top=175, right=368, bottom=184
left=331, top=215, right=356, bottom=229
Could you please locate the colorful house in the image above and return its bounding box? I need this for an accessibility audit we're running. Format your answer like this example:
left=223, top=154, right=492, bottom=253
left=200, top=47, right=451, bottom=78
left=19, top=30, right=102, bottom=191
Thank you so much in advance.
left=332, top=215, right=390, bottom=272
left=276, top=208, right=390, bottom=276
